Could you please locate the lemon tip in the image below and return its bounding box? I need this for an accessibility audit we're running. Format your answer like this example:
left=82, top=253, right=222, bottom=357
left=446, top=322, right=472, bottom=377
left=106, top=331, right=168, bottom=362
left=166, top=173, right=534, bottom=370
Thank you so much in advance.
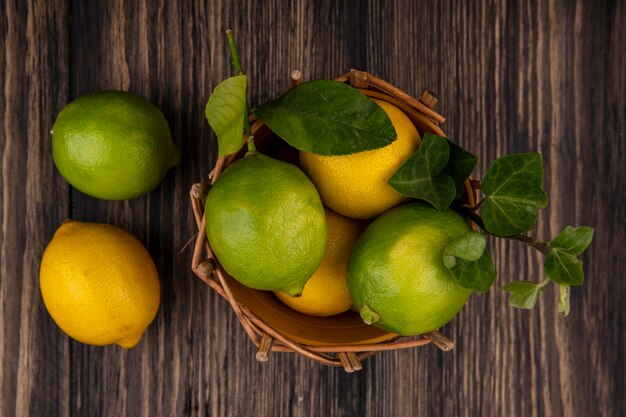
left=116, top=332, right=144, bottom=349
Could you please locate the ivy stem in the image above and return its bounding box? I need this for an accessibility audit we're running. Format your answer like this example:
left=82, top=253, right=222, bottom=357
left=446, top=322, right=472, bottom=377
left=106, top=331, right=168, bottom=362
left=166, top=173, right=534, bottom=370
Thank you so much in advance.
left=226, top=29, right=255, bottom=154
left=537, top=277, right=551, bottom=288
left=472, top=198, right=485, bottom=211
left=226, top=29, right=244, bottom=75
left=459, top=205, right=551, bottom=256
left=505, top=234, right=551, bottom=256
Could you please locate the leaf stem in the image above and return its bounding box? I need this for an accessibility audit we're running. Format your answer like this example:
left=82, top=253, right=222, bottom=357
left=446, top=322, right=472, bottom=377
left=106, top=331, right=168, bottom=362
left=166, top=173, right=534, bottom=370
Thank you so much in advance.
left=226, top=29, right=244, bottom=75
left=458, top=205, right=486, bottom=229
left=538, top=277, right=551, bottom=288
left=246, top=136, right=257, bottom=155
left=458, top=204, right=551, bottom=255
left=226, top=29, right=255, bottom=154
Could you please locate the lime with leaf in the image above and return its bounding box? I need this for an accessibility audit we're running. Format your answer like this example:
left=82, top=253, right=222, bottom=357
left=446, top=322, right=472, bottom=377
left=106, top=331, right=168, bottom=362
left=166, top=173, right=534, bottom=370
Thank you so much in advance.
left=388, top=133, right=594, bottom=317
left=347, top=202, right=475, bottom=335
left=204, top=32, right=330, bottom=295
left=204, top=31, right=400, bottom=295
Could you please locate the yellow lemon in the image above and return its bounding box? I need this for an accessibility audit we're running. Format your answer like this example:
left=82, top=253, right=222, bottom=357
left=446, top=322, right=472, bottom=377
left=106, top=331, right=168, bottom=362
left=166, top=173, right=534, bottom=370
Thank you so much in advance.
left=39, top=221, right=160, bottom=348
left=300, top=99, right=421, bottom=219
left=274, top=207, right=363, bottom=317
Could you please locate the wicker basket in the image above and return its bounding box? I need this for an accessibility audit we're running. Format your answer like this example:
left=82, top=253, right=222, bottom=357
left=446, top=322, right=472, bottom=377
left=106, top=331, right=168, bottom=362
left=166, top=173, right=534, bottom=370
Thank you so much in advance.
left=190, top=69, right=477, bottom=372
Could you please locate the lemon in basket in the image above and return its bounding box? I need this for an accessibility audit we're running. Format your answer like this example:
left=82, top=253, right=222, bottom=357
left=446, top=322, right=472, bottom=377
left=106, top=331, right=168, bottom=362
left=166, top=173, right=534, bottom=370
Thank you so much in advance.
left=205, top=153, right=326, bottom=296
left=299, top=98, right=420, bottom=219
left=348, top=202, right=473, bottom=335
left=51, top=90, right=181, bottom=200
left=40, top=221, right=160, bottom=348
left=274, top=207, right=363, bottom=317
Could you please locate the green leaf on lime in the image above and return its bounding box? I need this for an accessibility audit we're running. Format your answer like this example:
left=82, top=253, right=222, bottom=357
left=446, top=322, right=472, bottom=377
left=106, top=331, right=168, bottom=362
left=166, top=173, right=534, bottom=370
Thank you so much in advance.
left=388, top=134, right=456, bottom=210
left=481, top=153, right=548, bottom=236
left=254, top=80, right=397, bottom=156
left=445, top=243, right=496, bottom=293
left=443, top=231, right=487, bottom=268
left=502, top=280, right=547, bottom=309
left=205, top=75, right=248, bottom=156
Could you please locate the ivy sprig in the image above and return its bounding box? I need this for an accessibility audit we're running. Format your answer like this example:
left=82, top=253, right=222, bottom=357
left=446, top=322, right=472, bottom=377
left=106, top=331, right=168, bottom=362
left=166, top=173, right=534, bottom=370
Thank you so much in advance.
left=388, top=134, right=594, bottom=316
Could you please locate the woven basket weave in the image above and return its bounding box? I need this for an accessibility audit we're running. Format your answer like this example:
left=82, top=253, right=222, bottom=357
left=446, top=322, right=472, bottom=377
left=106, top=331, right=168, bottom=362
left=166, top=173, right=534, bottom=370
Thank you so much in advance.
left=190, top=69, right=477, bottom=372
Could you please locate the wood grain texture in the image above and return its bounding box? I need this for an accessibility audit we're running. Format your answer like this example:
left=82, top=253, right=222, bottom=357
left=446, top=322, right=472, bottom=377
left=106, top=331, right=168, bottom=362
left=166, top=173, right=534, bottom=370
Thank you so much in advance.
left=1, top=0, right=71, bottom=416
left=1, top=0, right=624, bottom=416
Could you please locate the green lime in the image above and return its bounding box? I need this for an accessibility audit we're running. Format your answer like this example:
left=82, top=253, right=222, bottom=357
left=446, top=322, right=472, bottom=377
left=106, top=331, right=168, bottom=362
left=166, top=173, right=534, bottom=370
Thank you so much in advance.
left=51, top=90, right=181, bottom=200
left=347, top=202, right=473, bottom=335
left=205, top=153, right=326, bottom=296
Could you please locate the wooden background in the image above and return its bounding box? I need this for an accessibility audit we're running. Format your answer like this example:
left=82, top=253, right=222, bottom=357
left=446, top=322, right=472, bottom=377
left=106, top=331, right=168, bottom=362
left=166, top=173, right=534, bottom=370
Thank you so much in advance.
left=1, top=0, right=624, bottom=416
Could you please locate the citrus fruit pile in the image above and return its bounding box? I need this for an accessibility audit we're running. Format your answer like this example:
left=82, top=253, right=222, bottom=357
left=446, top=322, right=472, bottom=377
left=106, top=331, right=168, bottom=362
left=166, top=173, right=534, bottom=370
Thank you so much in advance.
left=40, top=90, right=180, bottom=348
left=39, top=33, right=592, bottom=353
left=205, top=95, right=475, bottom=336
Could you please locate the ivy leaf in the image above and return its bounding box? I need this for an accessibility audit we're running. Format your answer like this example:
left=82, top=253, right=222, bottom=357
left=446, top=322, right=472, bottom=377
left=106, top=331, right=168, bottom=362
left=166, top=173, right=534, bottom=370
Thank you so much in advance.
left=448, top=251, right=496, bottom=293
left=205, top=75, right=248, bottom=157
left=388, top=134, right=456, bottom=210
left=254, top=80, right=396, bottom=155
left=444, top=232, right=495, bottom=293
left=544, top=250, right=583, bottom=285
left=557, top=285, right=571, bottom=317
left=544, top=226, right=594, bottom=286
left=443, top=140, right=477, bottom=198
left=481, top=153, right=548, bottom=236
left=502, top=281, right=547, bottom=309
left=443, top=231, right=487, bottom=268
left=550, top=226, right=594, bottom=255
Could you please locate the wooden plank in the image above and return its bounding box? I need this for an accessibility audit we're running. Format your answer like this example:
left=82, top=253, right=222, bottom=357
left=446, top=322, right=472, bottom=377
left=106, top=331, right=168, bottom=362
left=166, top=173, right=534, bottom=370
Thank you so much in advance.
left=0, top=0, right=71, bottom=416
left=67, top=1, right=200, bottom=415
